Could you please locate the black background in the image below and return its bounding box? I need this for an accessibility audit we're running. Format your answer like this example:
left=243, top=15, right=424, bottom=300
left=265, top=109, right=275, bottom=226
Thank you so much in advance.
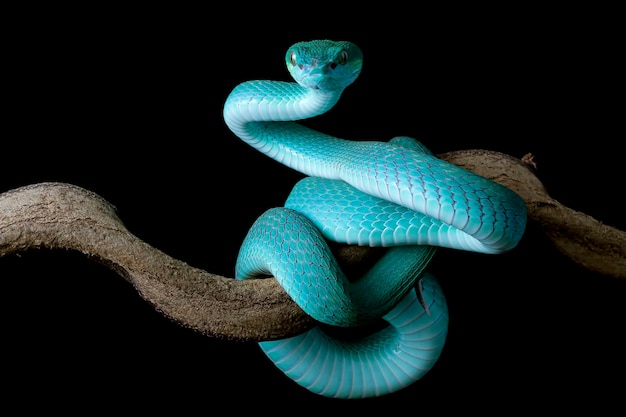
left=2, top=5, right=624, bottom=412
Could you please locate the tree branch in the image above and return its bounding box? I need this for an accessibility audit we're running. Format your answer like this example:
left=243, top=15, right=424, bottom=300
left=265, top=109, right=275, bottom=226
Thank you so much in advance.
left=1, top=150, right=624, bottom=341
left=441, top=150, right=626, bottom=279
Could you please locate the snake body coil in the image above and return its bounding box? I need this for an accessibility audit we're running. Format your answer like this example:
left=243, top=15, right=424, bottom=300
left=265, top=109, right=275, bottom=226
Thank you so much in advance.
left=224, top=40, right=527, bottom=398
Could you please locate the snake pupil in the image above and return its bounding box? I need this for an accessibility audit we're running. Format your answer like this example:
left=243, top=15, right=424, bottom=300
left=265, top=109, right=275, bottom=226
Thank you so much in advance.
left=338, top=50, right=348, bottom=65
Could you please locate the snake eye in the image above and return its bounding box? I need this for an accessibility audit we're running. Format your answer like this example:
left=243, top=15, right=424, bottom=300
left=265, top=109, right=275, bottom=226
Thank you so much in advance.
left=338, top=50, right=348, bottom=65
left=289, top=51, right=297, bottom=66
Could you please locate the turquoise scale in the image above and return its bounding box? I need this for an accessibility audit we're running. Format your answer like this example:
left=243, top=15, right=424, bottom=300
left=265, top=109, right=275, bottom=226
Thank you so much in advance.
left=259, top=272, right=448, bottom=399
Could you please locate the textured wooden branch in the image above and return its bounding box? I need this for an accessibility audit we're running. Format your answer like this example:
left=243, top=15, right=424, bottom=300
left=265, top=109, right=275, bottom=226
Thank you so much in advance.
left=440, top=150, right=626, bottom=279
left=1, top=150, right=624, bottom=342
left=0, top=181, right=318, bottom=342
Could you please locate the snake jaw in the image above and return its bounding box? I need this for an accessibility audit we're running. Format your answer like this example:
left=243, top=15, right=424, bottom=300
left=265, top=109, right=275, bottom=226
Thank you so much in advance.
left=298, top=68, right=331, bottom=90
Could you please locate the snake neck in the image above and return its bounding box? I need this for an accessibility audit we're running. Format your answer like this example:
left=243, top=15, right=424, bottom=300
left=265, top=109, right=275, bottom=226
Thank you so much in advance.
left=223, top=80, right=350, bottom=178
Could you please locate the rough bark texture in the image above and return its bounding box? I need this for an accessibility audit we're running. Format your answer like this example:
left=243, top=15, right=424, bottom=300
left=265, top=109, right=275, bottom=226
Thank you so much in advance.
left=1, top=150, right=624, bottom=341
left=441, top=150, right=626, bottom=279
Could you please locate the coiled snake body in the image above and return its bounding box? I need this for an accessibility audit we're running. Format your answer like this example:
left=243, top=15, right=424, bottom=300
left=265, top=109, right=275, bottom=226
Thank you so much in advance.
left=224, top=40, right=527, bottom=398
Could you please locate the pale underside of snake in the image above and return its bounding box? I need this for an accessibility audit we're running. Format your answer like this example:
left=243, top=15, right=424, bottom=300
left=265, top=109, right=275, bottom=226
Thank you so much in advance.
left=223, top=40, right=527, bottom=399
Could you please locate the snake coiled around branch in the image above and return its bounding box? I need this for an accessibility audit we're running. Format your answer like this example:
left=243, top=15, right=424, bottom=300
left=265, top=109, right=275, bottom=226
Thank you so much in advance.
left=223, top=40, right=527, bottom=398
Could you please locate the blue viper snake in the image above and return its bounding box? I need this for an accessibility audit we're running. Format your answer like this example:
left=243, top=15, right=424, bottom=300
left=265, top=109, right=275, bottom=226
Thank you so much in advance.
left=223, top=40, right=527, bottom=398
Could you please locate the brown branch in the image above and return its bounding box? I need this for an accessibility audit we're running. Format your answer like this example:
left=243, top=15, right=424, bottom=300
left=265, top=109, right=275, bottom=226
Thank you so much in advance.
left=440, top=150, right=626, bottom=279
left=0, top=182, right=316, bottom=342
left=1, top=150, right=624, bottom=342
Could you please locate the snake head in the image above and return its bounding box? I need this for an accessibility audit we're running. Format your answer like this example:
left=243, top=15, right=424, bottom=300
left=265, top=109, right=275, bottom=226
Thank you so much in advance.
left=285, top=40, right=363, bottom=91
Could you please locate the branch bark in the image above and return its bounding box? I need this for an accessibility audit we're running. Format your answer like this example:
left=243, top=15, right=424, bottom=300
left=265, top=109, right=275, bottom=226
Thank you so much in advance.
left=441, top=150, right=626, bottom=279
left=1, top=150, right=624, bottom=341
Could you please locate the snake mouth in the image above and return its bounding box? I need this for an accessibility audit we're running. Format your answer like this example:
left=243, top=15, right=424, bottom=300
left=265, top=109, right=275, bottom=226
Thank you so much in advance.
left=299, top=74, right=342, bottom=91
left=298, top=75, right=324, bottom=90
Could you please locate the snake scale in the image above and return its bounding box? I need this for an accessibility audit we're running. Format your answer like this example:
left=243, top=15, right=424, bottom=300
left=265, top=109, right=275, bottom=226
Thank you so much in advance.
left=223, top=40, right=527, bottom=399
